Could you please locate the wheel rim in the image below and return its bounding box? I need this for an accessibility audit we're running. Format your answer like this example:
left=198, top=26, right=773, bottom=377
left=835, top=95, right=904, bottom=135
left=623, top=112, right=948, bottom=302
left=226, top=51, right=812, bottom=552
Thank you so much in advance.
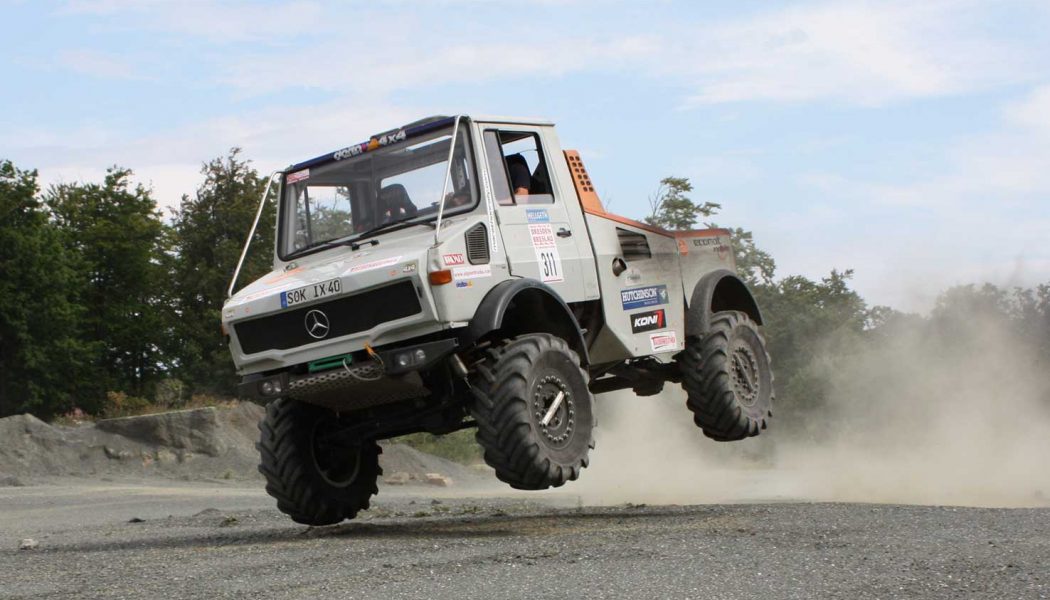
left=729, top=342, right=761, bottom=407
left=310, top=420, right=362, bottom=488
left=531, top=374, right=575, bottom=448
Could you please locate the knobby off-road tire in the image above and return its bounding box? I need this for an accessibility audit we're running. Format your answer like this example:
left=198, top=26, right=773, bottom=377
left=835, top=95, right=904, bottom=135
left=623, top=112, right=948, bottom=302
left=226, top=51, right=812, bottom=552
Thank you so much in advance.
left=257, top=398, right=381, bottom=526
left=680, top=310, right=774, bottom=441
left=469, top=334, right=595, bottom=490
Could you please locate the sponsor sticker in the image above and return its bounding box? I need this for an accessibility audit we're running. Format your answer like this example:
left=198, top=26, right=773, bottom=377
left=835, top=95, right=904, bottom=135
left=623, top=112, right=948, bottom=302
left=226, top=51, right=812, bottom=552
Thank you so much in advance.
left=649, top=330, right=679, bottom=353
left=529, top=223, right=564, bottom=283
left=349, top=255, right=402, bottom=273
left=286, top=169, right=310, bottom=184
left=621, top=285, right=669, bottom=310
left=692, top=237, right=722, bottom=247
left=455, top=280, right=473, bottom=288
left=525, top=208, right=550, bottom=223
left=453, top=265, right=492, bottom=280
left=631, top=309, right=666, bottom=333
left=442, top=253, right=466, bottom=266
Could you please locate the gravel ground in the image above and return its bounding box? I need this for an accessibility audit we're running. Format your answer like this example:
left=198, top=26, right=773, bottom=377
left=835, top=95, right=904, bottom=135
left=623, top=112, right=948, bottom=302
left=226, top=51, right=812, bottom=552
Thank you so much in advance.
left=1, top=481, right=1047, bottom=599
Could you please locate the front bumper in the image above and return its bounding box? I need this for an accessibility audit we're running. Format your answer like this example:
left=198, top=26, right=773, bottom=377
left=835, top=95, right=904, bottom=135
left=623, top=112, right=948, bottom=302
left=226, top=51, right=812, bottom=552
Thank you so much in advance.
left=239, top=337, right=460, bottom=410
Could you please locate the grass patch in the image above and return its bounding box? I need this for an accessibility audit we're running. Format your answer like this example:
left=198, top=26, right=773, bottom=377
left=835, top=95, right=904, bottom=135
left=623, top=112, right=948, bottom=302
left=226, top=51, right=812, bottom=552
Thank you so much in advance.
left=399, top=429, right=482, bottom=465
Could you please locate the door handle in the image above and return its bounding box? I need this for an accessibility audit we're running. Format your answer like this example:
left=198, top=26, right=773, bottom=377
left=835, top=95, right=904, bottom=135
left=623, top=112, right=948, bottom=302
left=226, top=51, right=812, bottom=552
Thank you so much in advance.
left=556, top=228, right=572, bottom=238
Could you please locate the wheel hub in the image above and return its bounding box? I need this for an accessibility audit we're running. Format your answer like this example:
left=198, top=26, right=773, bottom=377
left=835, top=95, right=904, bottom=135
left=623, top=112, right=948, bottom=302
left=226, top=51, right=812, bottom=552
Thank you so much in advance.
left=311, top=420, right=362, bottom=488
left=532, top=374, right=575, bottom=447
left=730, top=344, right=760, bottom=407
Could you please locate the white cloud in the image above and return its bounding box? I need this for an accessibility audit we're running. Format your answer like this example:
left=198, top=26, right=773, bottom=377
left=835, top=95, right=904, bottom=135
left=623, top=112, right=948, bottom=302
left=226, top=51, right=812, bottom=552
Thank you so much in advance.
left=59, top=0, right=326, bottom=42
left=672, top=1, right=1039, bottom=106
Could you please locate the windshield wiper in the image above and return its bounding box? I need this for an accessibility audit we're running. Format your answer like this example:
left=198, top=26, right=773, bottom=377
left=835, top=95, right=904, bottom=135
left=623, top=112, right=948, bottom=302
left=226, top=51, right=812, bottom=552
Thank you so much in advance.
left=286, top=217, right=423, bottom=259
left=347, top=217, right=421, bottom=248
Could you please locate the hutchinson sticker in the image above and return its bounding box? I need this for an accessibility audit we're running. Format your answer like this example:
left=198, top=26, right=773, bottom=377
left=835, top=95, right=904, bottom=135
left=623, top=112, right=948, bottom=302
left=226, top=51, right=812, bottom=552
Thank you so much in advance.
left=286, top=168, right=310, bottom=184
left=630, top=309, right=666, bottom=333
left=649, top=330, right=678, bottom=353
left=526, top=208, right=550, bottom=223
left=442, top=253, right=466, bottom=266
left=621, top=285, right=669, bottom=310
left=453, top=265, right=492, bottom=280
left=349, top=255, right=402, bottom=273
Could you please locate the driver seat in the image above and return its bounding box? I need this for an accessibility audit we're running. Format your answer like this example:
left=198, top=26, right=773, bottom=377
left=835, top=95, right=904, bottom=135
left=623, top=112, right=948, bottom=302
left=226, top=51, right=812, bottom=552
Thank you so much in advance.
left=378, top=184, right=417, bottom=223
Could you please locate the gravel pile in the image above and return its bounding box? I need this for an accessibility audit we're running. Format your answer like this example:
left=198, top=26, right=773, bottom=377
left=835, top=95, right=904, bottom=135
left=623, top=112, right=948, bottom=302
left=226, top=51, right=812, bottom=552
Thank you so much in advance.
left=0, top=403, right=480, bottom=485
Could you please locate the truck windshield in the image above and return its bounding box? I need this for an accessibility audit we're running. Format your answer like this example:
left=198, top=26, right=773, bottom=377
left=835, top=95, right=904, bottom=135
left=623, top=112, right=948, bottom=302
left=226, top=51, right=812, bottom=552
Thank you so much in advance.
left=280, top=125, right=477, bottom=259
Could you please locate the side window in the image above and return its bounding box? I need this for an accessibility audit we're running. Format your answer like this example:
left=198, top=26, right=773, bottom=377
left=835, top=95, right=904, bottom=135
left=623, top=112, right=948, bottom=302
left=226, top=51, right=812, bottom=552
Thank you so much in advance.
left=482, top=130, right=555, bottom=205
left=483, top=131, right=514, bottom=206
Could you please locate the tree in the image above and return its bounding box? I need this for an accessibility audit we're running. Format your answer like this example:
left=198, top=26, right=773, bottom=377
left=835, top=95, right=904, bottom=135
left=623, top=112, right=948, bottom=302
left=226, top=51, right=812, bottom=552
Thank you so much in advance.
left=45, top=168, right=169, bottom=404
left=167, top=148, right=274, bottom=394
left=645, top=176, right=720, bottom=231
left=0, top=161, right=86, bottom=417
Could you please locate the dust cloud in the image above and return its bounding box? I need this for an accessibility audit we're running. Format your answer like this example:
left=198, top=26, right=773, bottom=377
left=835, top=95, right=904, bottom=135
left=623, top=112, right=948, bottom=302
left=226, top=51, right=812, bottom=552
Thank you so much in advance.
left=574, top=316, right=1050, bottom=508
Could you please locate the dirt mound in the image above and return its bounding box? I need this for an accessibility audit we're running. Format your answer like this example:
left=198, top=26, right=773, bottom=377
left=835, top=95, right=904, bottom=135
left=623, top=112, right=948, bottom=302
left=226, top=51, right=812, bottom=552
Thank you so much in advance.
left=0, top=406, right=262, bottom=482
left=96, top=403, right=264, bottom=457
left=0, top=403, right=479, bottom=486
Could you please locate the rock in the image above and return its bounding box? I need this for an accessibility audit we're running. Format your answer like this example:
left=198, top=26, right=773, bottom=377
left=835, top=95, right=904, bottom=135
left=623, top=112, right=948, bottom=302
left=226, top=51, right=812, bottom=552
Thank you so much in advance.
left=95, top=403, right=264, bottom=457
left=128, top=517, right=145, bottom=523
left=383, top=471, right=411, bottom=485
left=0, top=474, right=25, bottom=487
left=19, top=538, right=38, bottom=550
left=424, top=473, right=453, bottom=487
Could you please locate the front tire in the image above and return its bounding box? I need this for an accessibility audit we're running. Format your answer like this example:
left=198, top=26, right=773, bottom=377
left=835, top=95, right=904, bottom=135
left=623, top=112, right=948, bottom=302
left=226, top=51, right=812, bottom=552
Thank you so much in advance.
left=469, top=334, right=595, bottom=490
left=257, top=398, right=381, bottom=525
left=680, top=311, right=774, bottom=441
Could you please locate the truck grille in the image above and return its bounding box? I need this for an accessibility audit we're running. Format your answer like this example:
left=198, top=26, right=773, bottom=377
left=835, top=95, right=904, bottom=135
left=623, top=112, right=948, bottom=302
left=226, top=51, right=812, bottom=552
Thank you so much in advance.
left=234, top=280, right=422, bottom=355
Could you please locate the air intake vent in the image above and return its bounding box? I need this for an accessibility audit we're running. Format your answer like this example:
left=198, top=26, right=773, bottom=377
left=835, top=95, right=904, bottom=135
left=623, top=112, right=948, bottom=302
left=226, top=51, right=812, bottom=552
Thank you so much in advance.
left=465, top=223, right=490, bottom=265
left=617, top=228, right=652, bottom=261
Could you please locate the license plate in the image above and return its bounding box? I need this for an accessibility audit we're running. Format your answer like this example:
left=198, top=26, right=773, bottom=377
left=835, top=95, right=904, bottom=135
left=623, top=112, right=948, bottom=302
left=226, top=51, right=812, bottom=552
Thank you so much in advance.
left=280, top=278, right=342, bottom=308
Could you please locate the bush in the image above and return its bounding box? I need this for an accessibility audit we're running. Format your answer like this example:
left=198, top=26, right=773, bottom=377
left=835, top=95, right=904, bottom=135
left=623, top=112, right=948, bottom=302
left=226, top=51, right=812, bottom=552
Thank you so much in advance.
left=399, top=430, right=482, bottom=464
left=101, top=391, right=153, bottom=419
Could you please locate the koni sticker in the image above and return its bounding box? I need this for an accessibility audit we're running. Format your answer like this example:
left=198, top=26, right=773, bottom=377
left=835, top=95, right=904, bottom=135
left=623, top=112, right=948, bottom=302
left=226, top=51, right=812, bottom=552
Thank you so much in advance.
left=453, top=265, right=492, bottom=280
left=286, top=169, right=310, bottom=184
left=525, top=208, right=550, bottom=223
left=621, top=285, right=669, bottom=310
left=349, top=255, right=403, bottom=273
left=442, top=253, right=466, bottom=266
left=528, top=223, right=563, bottom=283
left=630, top=309, right=666, bottom=333
left=649, top=330, right=678, bottom=353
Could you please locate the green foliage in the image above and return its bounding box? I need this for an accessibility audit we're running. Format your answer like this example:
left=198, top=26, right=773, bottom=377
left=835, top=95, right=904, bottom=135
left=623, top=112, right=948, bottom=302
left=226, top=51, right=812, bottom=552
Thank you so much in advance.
left=167, top=148, right=274, bottom=395
left=0, top=160, right=87, bottom=418
left=645, top=176, right=720, bottom=231
left=45, top=168, right=169, bottom=408
left=721, top=226, right=776, bottom=287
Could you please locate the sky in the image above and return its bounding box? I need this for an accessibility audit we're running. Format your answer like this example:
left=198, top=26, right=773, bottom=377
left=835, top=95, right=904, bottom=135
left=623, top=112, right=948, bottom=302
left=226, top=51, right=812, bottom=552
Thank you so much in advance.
left=3, top=0, right=1050, bottom=311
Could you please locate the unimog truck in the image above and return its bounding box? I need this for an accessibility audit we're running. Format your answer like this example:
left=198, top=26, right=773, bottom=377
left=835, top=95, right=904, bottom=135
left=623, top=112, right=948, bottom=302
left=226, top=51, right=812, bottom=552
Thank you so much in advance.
left=223, top=115, right=773, bottom=525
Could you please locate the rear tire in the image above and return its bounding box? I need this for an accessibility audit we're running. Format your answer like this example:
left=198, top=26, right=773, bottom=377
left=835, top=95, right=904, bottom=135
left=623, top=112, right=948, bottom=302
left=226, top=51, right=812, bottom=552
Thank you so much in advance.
left=257, top=398, right=381, bottom=525
left=680, top=311, right=774, bottom=441
left=469, top=334, right=595, bottom=490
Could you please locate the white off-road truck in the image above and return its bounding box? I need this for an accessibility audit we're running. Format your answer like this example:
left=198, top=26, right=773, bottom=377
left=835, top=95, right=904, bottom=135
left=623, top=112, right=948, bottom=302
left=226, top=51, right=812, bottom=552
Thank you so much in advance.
left=224, top=115, right=773, bottom=525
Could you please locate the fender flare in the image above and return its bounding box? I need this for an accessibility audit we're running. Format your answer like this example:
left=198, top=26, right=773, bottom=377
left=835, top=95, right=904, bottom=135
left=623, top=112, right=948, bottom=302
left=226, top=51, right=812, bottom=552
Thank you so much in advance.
left=467, top=278, right=591, bottom=365
left=686, top=269, right=764, bottom=337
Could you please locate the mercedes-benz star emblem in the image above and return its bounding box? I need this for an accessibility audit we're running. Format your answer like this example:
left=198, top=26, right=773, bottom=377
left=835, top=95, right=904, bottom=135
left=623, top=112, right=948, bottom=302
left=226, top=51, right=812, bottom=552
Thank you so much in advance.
left=304, top=309, right=330, bottom=339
